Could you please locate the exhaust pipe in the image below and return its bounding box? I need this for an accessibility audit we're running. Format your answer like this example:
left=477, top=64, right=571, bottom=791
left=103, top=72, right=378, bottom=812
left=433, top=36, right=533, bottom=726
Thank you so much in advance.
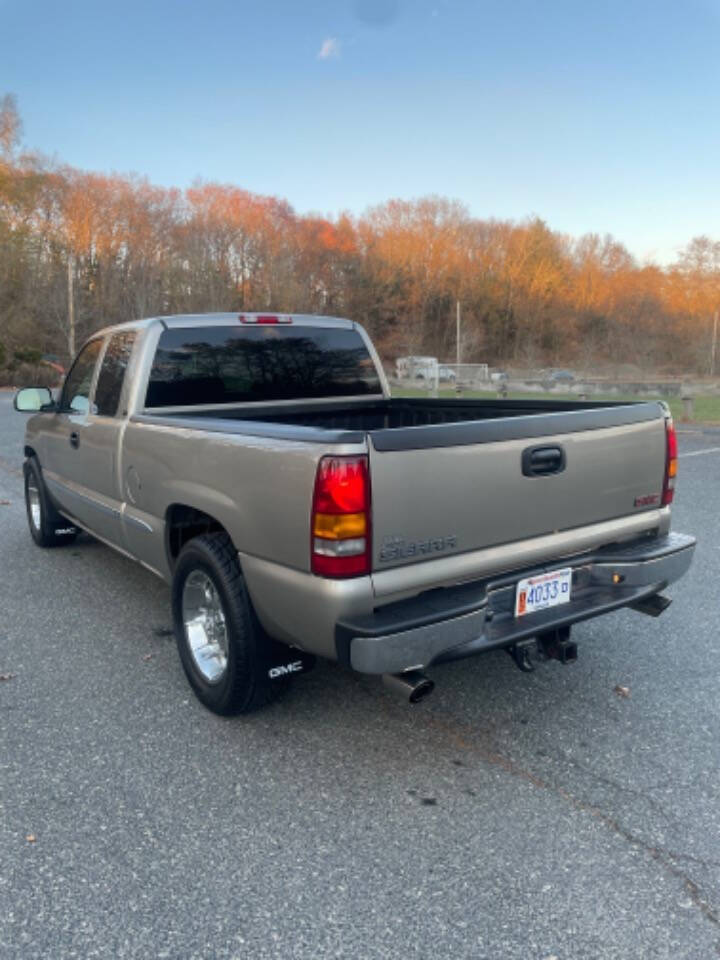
left=630, top=593, right=672, bottom=618
left=382, top=670, right=435, bottom=704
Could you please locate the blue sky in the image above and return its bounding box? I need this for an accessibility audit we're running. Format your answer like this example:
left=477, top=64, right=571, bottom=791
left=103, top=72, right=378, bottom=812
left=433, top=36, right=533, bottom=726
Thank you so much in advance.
left=2, top=0, right=719, bottom=263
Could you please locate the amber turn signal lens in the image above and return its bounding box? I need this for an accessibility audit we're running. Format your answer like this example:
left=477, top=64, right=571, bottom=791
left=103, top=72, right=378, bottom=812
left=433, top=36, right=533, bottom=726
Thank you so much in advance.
left=312, top=512, right=366, bottom=540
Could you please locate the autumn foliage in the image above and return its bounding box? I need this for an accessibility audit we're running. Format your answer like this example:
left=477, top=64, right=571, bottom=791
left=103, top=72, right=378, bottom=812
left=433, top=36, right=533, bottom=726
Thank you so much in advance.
left=0, top=96, right=718, bottom=372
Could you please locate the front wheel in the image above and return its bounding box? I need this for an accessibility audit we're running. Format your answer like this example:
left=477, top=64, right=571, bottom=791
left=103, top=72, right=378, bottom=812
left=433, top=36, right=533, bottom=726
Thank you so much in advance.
left=24, top=459, right=77, bottom=548
left=171, top=533, right=285, bottom=715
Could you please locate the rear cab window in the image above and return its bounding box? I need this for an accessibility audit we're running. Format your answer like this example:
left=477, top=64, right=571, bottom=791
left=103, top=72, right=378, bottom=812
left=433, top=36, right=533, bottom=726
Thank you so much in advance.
left=94, top=332, right=137, bottom=417
left=145, top=325, right=382, bottom=407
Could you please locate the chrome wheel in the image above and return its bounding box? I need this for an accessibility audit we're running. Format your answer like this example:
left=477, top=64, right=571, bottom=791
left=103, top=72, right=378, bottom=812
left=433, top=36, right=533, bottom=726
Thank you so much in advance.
left=27, top=476, right=41, bottom=531
left=182, top=570, right=229, bottom=683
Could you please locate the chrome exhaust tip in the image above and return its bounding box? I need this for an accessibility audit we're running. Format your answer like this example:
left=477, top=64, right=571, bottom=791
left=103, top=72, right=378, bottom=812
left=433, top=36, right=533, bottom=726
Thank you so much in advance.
left=382, top=670, right=435, bottom=704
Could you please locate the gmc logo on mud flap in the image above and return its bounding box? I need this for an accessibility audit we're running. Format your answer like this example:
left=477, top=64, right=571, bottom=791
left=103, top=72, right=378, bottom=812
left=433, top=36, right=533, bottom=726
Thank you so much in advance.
left=268, top=661, right=304, bottom=679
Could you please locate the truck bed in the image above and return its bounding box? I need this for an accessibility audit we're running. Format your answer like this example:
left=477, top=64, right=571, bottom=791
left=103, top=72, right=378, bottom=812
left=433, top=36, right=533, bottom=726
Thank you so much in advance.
left=253, top=397, right=663, bottom=429
left=133, top=396, right=669, bottom=573
left=139, top=397, right=664, bottom=451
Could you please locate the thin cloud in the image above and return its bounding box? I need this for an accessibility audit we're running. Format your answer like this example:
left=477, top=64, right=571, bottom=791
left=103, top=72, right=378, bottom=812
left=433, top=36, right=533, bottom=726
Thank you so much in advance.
left=317, top=37, right=341, bottom=60
left=354, top=0, right=399, bottom=27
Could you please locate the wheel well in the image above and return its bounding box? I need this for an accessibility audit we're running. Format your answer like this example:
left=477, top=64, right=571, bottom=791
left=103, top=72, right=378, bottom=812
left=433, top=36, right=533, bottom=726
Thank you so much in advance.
left=165, top=505, right=229, bottom=564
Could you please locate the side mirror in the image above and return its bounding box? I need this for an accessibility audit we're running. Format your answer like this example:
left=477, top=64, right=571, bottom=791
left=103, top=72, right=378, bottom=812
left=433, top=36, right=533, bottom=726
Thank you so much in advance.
left=69, top=395, right=89, bottom=414
left=13, top=387, right=54, bottom=413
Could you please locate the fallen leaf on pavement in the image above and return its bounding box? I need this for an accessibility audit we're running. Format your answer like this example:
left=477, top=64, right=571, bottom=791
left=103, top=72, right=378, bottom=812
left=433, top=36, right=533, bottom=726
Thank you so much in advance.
left=26, top=834, right=37, bottom=843
left=0, top=673, right=16, bottom=682
left=142, top=653, right=154, bottom=662
left=614, top=685, right=631, bottom=698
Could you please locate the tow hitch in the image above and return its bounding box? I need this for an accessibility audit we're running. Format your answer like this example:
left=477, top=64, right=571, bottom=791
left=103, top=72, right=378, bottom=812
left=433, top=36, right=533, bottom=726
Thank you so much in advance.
left=538, top=625, right=577, bottom=664
left=508, top=626, right=578, bottom=673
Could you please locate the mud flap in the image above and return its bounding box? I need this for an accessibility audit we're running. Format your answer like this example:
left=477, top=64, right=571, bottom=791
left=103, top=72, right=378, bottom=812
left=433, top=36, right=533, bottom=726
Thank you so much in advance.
left=266, top=641, right=316, bottom=681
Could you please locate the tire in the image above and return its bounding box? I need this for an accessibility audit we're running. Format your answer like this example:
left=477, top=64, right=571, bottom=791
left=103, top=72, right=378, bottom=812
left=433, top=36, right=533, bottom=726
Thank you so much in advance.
left=24, top=459, right=78, bottom=548
left=171, top=532, right=285, bottom=715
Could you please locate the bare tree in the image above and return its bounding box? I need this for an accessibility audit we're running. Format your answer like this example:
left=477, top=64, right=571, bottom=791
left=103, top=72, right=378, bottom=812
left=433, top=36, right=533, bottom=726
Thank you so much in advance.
left=0, top=94, right=21, bottom=157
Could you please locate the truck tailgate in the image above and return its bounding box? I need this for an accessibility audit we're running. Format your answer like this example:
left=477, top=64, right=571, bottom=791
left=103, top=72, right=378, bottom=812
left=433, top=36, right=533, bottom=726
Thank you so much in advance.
left=368, top=408, right=667, bottom=572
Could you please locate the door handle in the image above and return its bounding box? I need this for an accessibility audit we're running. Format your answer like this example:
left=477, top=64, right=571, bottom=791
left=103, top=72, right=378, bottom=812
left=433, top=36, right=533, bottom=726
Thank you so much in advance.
left=69, top=431, right=80, bottom=450
left=522, top=444, right=566, bottom=477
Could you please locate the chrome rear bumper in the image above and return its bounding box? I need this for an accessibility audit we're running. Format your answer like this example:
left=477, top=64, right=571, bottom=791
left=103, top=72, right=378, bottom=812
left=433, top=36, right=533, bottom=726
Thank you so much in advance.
left=337, top=532, right=696, bottom=675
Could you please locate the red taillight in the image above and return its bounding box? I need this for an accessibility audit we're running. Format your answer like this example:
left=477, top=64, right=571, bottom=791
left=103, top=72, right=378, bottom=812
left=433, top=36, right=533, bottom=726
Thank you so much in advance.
left=311, top=456, right=371, bottom=577
left=238, top=314, right=292, bottom=324
left=662, top=419, right=678, bottom=506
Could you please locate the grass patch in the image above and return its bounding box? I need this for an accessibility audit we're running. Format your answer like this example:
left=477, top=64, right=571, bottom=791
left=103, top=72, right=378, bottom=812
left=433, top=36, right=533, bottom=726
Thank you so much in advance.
left=391, top=387, right=720, bottom=424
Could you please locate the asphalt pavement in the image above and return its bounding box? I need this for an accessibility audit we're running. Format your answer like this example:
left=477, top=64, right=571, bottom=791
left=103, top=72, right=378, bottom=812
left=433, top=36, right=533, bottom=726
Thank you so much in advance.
left=1, top=391, right=719, bottom=960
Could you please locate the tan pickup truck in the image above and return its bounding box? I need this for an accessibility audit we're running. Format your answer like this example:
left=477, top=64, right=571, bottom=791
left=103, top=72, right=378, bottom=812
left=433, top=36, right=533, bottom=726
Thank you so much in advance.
left=14, top=313, right=695, bottom=713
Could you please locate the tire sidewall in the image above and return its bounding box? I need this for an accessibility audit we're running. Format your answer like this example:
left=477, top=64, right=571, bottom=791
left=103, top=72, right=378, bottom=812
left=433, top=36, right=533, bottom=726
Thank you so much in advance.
left=172, top=541, right=253, bottom=714
left=24, top=459, right=77, bottom=547
left=24, top=460, right=51, bottom=546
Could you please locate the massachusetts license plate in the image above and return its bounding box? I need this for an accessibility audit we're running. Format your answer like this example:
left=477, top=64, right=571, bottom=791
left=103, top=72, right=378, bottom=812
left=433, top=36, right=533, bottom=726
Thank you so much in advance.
left=515, top=568, right=572, bottom=617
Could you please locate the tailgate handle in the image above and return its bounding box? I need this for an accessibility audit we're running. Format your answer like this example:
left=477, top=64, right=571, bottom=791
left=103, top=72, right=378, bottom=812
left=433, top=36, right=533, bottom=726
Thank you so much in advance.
left=522, top=444, right=566, bottom=477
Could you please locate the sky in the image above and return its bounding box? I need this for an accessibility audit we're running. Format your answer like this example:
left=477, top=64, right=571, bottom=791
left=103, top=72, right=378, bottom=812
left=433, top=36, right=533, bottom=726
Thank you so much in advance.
left=2, top=0, right=719, bottom=264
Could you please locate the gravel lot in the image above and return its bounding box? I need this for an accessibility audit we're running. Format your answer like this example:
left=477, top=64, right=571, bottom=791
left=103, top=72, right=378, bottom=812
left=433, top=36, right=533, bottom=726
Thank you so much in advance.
left=1, top=391, right=719, bottom=960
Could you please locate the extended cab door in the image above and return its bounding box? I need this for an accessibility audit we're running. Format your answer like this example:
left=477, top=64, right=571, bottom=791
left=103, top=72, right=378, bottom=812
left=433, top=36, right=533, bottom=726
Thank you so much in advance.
left=80, top=331, right=137, bottom=544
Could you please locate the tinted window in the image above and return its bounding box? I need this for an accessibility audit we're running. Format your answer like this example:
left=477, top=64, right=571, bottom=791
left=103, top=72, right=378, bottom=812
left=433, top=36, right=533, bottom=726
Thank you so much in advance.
left=59, top=339, right=103, bottom=414
left=94, top=332, right=136, bottom=417
left=146, top=326, right=382, bottom=407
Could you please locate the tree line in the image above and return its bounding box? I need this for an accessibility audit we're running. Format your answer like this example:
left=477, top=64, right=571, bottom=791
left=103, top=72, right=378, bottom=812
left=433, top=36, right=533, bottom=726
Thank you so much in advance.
left=1, top=93, right=718, bottom=378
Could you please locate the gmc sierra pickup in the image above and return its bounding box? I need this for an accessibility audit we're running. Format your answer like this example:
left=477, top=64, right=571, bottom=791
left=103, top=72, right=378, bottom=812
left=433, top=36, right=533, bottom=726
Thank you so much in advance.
left=14, top=313, right=695, bottom=714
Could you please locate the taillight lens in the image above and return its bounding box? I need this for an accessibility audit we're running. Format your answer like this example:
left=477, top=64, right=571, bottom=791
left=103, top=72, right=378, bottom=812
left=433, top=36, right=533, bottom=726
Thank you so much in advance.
left=662, top=419, right=678, bottom=506
left=311, top=456, right=371, bottom=577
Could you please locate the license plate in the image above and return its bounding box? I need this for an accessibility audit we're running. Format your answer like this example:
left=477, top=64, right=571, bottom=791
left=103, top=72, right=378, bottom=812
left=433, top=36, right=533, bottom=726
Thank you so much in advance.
left=515, top=567, right=572, bottom=617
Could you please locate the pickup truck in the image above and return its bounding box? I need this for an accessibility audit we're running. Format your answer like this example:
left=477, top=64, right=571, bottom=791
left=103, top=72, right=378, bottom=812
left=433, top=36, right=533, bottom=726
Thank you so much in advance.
left=14, top=313, right=696, bottom=714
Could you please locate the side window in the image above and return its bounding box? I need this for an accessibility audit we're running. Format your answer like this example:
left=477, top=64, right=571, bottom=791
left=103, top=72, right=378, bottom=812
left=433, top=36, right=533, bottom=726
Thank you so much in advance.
left=59, top=339, right=103, bottom=414
left=94, top=332, right=137, bottom=417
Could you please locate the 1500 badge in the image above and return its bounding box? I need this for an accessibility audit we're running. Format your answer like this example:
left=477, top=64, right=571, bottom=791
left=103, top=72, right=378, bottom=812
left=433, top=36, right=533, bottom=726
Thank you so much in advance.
left=379, top=534, right=458, bottom=562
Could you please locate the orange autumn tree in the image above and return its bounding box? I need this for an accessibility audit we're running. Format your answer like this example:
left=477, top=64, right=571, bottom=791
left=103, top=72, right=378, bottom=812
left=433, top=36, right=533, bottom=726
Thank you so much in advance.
left=1, top=90, right=719, bottom=374
left=664, top=237, right=720, bottom=371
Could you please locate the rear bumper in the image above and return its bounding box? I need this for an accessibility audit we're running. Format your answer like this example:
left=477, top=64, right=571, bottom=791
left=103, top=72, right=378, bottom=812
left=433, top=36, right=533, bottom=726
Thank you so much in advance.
left=336, top=532, right=696, bottom=675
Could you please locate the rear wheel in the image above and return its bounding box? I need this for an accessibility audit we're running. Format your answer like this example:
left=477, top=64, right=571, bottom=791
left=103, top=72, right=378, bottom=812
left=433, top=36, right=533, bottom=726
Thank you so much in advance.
left=171, top=532, right=285, bottom=715
left=24, top=459, right=77, bottom=548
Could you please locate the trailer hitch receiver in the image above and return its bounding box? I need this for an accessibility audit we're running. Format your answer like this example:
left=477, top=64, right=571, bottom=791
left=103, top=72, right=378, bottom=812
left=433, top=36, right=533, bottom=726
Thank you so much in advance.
left=537, top=625, right=577, bottom=664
